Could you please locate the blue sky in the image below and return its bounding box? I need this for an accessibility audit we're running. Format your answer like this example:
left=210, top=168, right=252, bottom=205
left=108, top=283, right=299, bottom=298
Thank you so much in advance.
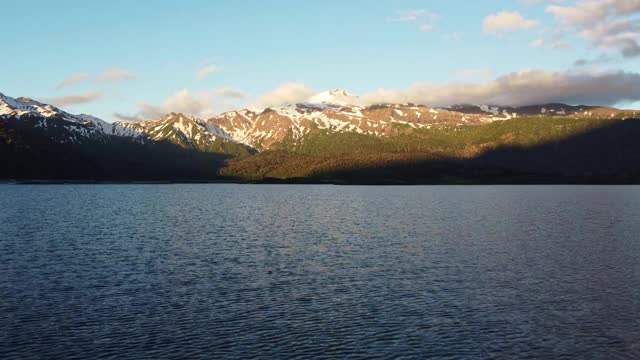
left=1, top=0, right=639, bottom=121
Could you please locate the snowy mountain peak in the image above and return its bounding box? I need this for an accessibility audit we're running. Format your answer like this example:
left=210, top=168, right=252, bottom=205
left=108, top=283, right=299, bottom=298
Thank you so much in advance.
left=308, top=89, right=358, bottom=106
left=160, top=112, right=208, bottom=124
left=163, top=112, right=187, bottom=120
left=1, top=92, right=116, bottom=136
left=1, top=92, right=65, bottom=119
left=110, top=111, right=243, bottom=149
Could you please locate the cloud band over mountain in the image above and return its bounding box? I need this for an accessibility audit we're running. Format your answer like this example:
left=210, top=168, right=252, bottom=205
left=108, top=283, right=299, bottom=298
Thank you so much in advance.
left=114, top=68, right=640, bottom=119
left=253, top=69, right=640, bottom=109
left=354, top=69, right=640, bottom=107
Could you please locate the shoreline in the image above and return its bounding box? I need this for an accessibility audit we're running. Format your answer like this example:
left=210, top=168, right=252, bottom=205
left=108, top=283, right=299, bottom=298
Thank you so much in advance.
left=2, top=177, right=640, bottom=186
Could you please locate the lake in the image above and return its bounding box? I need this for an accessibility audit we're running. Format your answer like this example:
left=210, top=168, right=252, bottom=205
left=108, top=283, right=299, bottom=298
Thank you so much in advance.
left=1, top=185, right=639, bottom=359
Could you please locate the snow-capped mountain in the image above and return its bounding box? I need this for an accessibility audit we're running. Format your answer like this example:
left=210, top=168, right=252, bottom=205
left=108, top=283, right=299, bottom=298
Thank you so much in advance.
left=0, top=92, right=251, bottom=154
left=0, top=92, right=115, bottom=144
left=208, top=91, right=638, bottom=150
left=208, top=88, right=515, bottom=150
left=112, top=112, right=246, bottom=151
left=208, top=101, right=519, bottom=150
left=2, top=90, right=637, bottom=153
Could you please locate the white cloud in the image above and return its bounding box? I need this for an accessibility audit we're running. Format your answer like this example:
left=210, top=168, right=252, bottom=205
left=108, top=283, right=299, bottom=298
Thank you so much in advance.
left=96, top=68, right=136, bottom=82
left=530, top=38, right=571, bottom=49
left=112, top=112, right=143, bottom=122
left=442, top=32, right=463, bottom=41
left=483, top=11, right=539, bottom=33
left=116, top=87, right=245, bottom=121
left=521, top=0, right=565, bottom=5
left=352, top=69, right=640, bottom=107
left=387, top=9, right=437, bottom=22
left=196, top=65, right=224, bottom=80
left=56, top=68, right=135, bottom=89
left=253, top=82, right=318, bottom=108
left=547, top=0, right=640, bottom=57
left=136, top=89, right=216, bottom=119
left=56, top=73, right=90, bottom=89
left=45, top=91, right=103, bottom=107
left=548, top=1, right=610, bottom=26
left=388, top=9, right=438, bottom=32
left=212, top=88, right=246, bottom=99
left=241, top=69, right=640, bottom=109
left=419, top=24, right=434, bottom=32
left=113, top=67, right=640, bottom=121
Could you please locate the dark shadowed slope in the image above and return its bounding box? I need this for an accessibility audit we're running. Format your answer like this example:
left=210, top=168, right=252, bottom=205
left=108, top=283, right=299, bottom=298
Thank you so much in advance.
left=0, top=117, right=236, bottom=181
left=222, top=118, right=640, bottom=184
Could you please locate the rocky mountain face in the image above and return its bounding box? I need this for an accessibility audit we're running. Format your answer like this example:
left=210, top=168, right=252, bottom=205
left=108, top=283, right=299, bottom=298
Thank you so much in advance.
left=1, top=92, right=114, bottom=144
left=1, top=92, right=253, bottom=181
left=111, top=113, right=250, bottom=153
left=2, top=89, right=638, bottom=154
left=0, top=92, right=252, bottom=155
left=208, top=89, right=521, bottom=150
left=208, top=89, right=638, bottom=151
left=447, top=103, right=635, bottom=119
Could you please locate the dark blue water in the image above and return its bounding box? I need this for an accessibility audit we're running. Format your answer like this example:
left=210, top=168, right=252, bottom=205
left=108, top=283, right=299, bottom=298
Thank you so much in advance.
left=1, top=185, right=639, bottom=359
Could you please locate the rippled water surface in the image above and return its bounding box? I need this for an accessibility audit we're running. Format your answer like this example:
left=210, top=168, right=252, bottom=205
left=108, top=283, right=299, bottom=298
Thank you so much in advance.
left=1, top=184, right=640, bottom=359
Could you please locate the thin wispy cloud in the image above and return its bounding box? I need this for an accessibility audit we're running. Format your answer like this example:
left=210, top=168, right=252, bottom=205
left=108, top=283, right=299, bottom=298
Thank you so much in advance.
left=442, top=32, right=463, bottom=41
left=55, top=69, right=136, bottom=90
left=212, top=88, right=246, bottom=99
left=387, top=9, right=437, bottom=22
left=419, top=24, right=434, bottom=32
left=56, top=73, right=90, bottom=89
left=112, top=112, right=143, bottom=121
left=196, top=65, right=224, bottom=80
left=45, top=91, right=103, bottom=107
left=530, top=38, right=571, bottom=49
left=96, top=68, right=136, bottom=82
left=96, top=68, right=136, bottom=81
left=387, top=9, right=438, bottom=32
left=520, top=0, right=565, bottom=5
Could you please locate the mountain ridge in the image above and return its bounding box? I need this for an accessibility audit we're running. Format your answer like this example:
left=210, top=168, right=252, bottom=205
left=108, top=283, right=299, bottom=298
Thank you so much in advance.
left=1, top=93, right=254, bottom=155
left=4, top=90, right=637, bottom=152
left=207, top=96, right=638, bottom=151
left=2, top=89, right=640, bottom=183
